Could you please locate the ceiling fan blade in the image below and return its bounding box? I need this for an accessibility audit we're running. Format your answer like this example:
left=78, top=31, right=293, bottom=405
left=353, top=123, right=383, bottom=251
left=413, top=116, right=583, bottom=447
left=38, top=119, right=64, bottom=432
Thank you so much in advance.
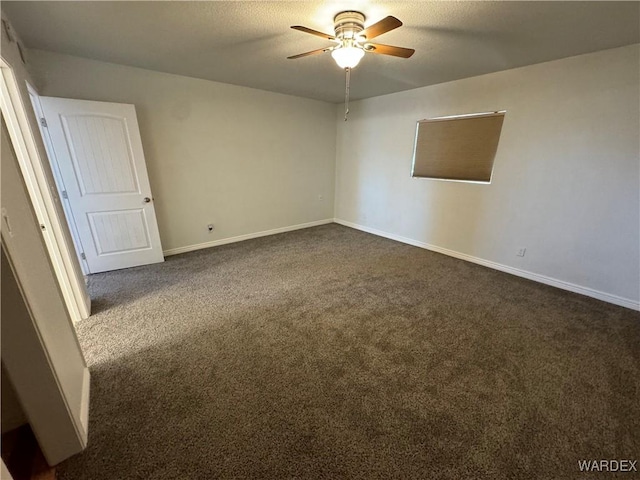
left=287, top=47, right=333, bottom=60
left=291, top=26, right=336, bottom=41
left=366, top=43, right=415, bottom=58
left=360, top=16, right=402, bottom=40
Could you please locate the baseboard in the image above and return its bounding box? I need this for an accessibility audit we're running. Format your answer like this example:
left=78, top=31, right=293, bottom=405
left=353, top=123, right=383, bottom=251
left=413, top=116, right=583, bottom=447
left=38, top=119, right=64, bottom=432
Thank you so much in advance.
left=0, top=412, right=27, bottom=434
left=163, top=219, right=334, bottom=257
left=334, top=218, right=639, bottom=311
left=79, top=367, right=90, bottom=447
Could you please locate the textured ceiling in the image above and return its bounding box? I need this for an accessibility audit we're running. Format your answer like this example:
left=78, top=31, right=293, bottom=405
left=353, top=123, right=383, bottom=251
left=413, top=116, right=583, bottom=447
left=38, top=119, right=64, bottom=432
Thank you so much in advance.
left=4, top=1, right=639, bottom=103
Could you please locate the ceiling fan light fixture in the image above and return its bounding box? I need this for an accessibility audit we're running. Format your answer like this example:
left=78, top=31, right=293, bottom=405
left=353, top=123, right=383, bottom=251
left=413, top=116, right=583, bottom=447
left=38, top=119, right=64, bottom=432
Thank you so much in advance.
left=331, top=46, right=365, bottom=69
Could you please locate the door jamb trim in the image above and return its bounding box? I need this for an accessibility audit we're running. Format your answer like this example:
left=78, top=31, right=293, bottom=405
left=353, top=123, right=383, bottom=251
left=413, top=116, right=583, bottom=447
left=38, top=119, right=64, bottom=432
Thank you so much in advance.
left=0, top=57, right=91, bottom=321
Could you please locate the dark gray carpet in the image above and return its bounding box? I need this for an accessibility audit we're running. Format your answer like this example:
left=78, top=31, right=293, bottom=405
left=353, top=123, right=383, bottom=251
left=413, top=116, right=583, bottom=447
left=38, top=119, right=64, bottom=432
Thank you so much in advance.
left=58, top=224, right=639, bottom=479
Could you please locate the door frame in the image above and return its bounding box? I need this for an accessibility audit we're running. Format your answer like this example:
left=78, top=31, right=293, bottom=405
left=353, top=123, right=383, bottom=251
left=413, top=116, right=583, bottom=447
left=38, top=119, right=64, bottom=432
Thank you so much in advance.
left=0, top=57, right=90, bottom=321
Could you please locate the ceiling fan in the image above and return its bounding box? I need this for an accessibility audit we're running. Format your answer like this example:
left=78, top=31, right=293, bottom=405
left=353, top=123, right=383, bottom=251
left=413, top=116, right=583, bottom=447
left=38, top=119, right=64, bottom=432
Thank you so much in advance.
left=288, top=11, right=415, bottom=69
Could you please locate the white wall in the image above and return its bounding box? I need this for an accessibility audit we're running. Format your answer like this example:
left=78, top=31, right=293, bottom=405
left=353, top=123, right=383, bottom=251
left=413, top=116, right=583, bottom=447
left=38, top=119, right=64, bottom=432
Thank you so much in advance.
left=335, top=45, right=640, bottom=308
left=2, top=123, right=88, bottom=463
left=27, top=50, right=336, bottom=252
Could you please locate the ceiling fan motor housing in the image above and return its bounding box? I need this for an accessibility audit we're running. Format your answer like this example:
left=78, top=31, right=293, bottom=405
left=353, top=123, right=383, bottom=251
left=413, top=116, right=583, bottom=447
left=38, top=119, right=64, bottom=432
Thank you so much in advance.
left=333, top=11, right=365, bottom=41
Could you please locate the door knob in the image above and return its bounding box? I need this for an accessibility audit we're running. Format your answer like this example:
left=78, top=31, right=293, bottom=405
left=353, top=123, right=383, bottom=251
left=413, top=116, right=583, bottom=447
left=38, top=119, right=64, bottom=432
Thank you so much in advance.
left=143, top=197, right=151, bottom=203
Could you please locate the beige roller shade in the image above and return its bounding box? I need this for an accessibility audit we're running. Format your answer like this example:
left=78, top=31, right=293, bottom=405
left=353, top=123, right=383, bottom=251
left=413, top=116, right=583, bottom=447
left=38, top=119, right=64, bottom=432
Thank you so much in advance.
left=411, top=111, right=505, bottom=183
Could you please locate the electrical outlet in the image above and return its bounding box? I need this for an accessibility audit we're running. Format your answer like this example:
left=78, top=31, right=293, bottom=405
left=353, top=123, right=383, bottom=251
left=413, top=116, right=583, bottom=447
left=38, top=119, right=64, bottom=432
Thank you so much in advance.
left=517, top=247, right=526, bottom=257
left=207, top=224, right=214, bottom=233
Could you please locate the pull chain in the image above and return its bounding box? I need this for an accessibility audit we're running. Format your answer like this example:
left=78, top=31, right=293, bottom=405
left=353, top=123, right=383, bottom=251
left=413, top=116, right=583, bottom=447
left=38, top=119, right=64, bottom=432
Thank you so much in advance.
left=344, top=67, right=351, bottom=121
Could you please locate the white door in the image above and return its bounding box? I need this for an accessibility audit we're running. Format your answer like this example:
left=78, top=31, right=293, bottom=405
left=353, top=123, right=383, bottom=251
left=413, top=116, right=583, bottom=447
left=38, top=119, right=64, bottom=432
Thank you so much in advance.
left=39, top=97, right=164, bottom=273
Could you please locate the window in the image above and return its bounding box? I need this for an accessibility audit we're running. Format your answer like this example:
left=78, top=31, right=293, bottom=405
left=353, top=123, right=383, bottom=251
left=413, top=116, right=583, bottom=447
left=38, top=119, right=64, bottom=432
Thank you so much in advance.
left=411, top=111, right=505, bottom=183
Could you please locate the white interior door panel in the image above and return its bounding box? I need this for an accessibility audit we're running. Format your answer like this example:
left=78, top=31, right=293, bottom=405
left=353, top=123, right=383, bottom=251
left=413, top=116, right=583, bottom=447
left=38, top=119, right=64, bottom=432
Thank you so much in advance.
left=39, top=97, right=164, bottom=273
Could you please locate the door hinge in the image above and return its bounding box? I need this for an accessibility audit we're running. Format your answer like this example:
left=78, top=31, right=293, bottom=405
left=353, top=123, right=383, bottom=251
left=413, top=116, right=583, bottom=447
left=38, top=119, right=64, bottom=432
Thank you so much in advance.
left=80, top=252, right=86, bottom=260
left=61, top=190, right=68, bottom=199
left=40, top=117, right=48, bottom=128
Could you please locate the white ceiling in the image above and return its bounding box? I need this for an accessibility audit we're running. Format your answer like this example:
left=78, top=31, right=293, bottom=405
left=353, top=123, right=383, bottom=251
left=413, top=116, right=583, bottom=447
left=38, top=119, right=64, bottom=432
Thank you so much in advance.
left=4, top=1, right=639, bottom=103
